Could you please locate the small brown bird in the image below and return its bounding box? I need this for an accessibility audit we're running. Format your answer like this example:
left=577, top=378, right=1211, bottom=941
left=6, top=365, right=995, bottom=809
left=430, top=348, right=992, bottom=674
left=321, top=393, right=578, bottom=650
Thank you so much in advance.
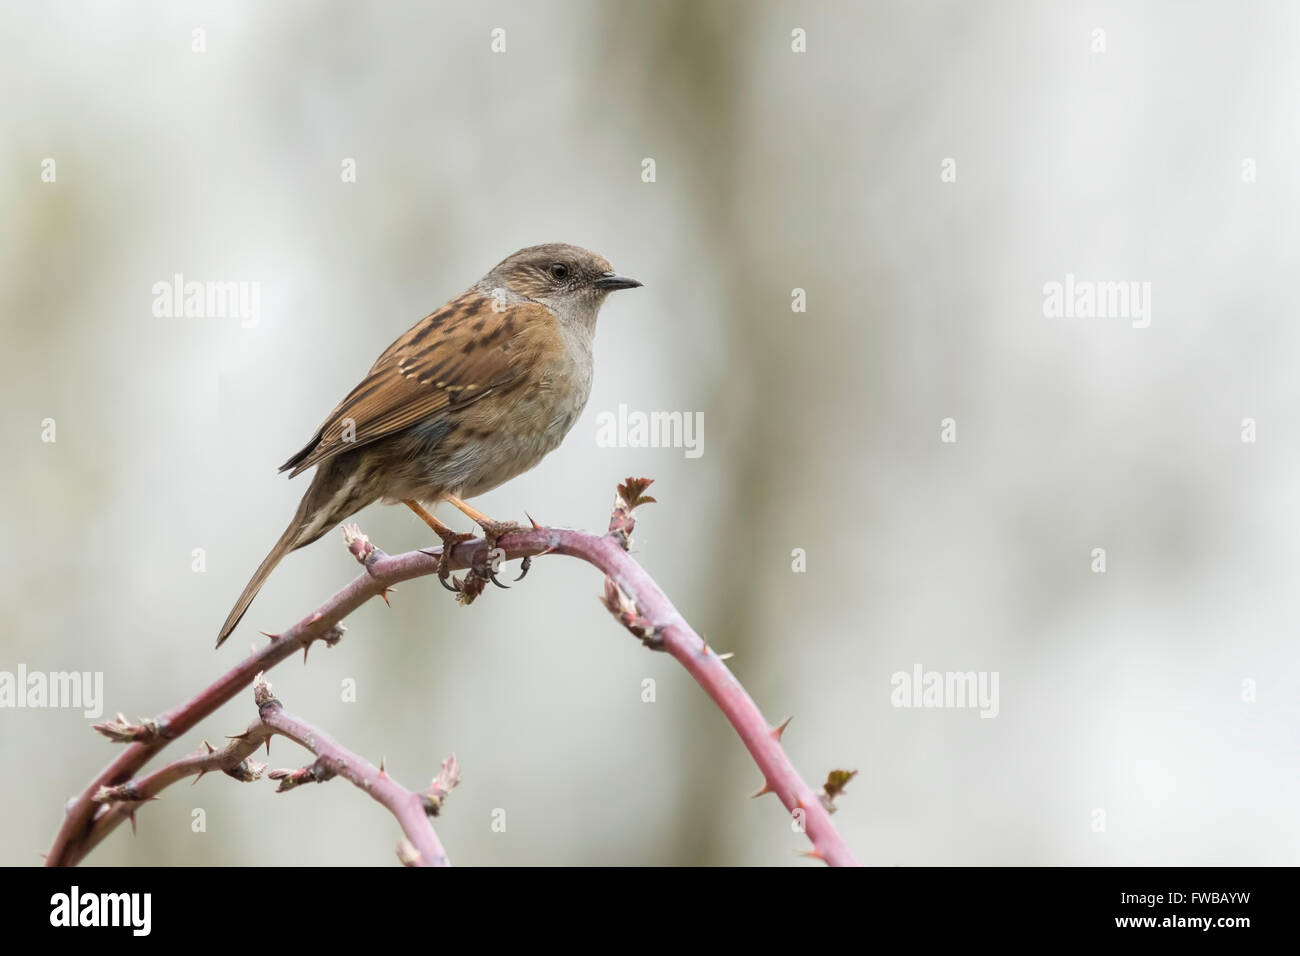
left=216, top=243, right=641, bottom=647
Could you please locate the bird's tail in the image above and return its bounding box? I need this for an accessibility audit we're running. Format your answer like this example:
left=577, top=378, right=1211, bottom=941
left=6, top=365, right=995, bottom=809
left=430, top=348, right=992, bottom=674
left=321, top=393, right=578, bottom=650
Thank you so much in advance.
left=215, top=523, right=300, bottom=647
left=216, top=459, right=374, bottom=647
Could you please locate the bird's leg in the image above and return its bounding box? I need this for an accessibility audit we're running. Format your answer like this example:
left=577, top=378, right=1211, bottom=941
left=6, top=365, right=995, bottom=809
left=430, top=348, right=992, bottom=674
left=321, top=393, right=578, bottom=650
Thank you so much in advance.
left=442, top=494, right=528, bottom=589
left=403, top=500, right=474, bottom=593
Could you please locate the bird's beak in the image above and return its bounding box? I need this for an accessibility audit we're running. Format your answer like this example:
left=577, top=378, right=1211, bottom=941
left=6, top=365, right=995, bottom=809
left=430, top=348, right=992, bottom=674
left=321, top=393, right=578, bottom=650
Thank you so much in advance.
left=594, top=271, right=643, bottom=291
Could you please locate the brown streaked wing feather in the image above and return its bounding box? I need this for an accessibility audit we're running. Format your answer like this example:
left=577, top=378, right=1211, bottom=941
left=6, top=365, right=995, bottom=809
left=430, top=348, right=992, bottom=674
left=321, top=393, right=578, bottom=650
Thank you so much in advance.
left=283, top=293, right=553, bottom=476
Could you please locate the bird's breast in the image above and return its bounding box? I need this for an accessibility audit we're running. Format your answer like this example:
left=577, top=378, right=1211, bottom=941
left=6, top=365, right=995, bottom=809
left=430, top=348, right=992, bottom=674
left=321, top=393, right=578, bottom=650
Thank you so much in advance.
left=448, top=345, right=592, bottom=498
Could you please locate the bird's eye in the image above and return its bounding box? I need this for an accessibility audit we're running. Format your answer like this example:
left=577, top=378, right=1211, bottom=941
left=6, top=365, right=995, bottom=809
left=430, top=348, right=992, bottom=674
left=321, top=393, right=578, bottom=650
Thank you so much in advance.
left=549, top=262, right=570, bottom=280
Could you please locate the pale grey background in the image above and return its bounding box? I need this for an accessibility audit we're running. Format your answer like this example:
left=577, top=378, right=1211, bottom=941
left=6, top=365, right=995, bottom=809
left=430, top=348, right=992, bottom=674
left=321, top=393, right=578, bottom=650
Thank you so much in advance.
left=2, top=1, right=1298, bottom=866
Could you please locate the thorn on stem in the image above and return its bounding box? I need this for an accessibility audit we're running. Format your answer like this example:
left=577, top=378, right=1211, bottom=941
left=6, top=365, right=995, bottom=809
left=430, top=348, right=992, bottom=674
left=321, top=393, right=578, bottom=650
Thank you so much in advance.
left=772, top=716, right=793, bottom=741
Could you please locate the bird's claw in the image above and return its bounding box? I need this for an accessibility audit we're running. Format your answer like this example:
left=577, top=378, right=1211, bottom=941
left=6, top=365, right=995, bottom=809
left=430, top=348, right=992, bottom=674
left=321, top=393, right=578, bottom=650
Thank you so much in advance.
left=423, top=518, right=530, bottom=605
left=432, top=530, right=475, bottom=592
left=465, top=520, right=528, bottom=595
left=471, top=543, right=511, bottom=589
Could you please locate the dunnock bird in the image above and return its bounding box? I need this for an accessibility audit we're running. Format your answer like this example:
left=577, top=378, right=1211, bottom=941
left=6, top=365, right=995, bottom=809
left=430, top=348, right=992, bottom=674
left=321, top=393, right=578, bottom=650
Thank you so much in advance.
left=215, top=243, right=641, bottom=647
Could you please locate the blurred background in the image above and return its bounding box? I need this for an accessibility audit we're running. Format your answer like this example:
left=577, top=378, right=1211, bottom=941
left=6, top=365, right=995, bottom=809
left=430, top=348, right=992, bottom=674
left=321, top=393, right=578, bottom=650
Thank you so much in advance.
left=3, top=0, right=1299, bottom=867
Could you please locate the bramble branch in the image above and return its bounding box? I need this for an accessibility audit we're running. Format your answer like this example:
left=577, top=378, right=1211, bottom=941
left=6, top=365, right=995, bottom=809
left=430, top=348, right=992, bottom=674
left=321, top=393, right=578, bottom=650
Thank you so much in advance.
left=89, top=676, right=454, bottom=867
left=47, top=478, right=859, bottom=867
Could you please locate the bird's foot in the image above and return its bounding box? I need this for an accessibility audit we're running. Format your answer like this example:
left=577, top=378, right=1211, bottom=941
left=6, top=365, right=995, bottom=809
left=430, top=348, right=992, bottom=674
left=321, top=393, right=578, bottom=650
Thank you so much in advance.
left=465, top=520, right=528, bottom=598
left=432, top=528, right=475, bottom=594
left=436, top=495, right=534, bottom=605
left=417, top=520, right=526, bottom=605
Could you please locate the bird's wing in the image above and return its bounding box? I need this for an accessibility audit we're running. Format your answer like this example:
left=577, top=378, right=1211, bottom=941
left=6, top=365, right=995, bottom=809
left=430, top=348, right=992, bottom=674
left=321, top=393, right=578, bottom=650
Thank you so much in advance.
left=280, top=291, right=554, bottom=476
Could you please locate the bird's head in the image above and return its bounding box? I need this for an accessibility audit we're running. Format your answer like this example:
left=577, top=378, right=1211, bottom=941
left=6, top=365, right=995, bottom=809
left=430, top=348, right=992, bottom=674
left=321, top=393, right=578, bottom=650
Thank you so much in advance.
left=483, top=243, right=641, bottom=322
